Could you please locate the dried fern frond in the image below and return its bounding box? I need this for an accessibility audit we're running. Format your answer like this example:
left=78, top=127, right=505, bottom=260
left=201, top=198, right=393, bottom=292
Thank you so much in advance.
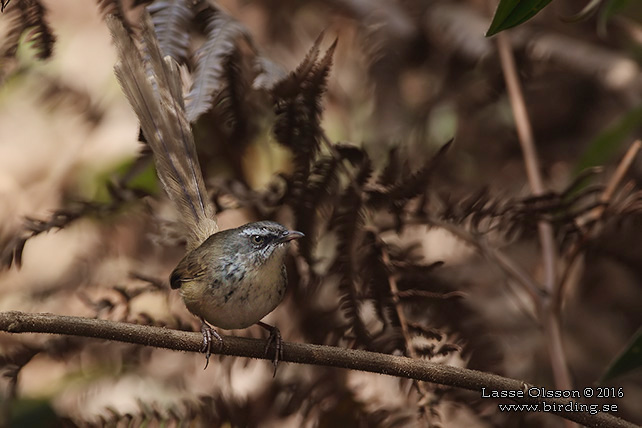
left=212, top=46, right=250, bottom=142
left=147, top=0, right=194, bottom=62
left=367, top=139, right=452, bottom=209
left=378, top=146, right=402, bottom=187
left=329, top=153, right=374, bottom=346
left=407, top=322, right=443, bottom=341
left=272, top=34, right=337, bottom=200
left=38, top=74, right=105, bottom=125
left=360, top=232, right=400, bottom=338
left=1, top=0, right=56, bottom=60
left=434, top=170, right=623, bottom=247
left=185, top=5, right=246, bottom=122
left=0, top=182, right=145, bottom=269
left=20, top=0, right=55, bottom=59
left=293, top=155, right=341, bottom=263
left=272, top=34, right=337, bottom=148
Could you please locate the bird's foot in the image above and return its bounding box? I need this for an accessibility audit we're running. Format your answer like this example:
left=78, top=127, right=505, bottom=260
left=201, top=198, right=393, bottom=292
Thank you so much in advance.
left=258, top=321, right=283, bottom=377
left=200, top=320, right=223, bottom=370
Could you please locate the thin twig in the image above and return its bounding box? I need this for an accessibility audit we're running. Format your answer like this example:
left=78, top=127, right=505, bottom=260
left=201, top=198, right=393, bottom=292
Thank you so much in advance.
left=556, top=141, right=641, bottom=311
left=395, top=290, right=466, bottom=300
left=0, top=311, right=637, bottom=428
left=496, top=31, right=557, bottom=294
left=496, top=37, right=543, bottom=195
left=582, top=140, right=641, bottom=226
left=496, top=31, right=572, bottom=414
left=380, top=246, right=434, bottom=419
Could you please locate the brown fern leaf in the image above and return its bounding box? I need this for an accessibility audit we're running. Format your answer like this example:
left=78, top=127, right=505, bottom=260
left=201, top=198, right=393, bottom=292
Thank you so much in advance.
left=434, top=343, right=462, bottom=356
left=272, top=36, right=337, bottom=201
left=294, top=156, right=340, bottom=263
left=212, top=46, right=251, bottom=144
left=272, top=37, right=337, bottom=151
left=1, top=182, right=145, bottom=269
left=331, top=186, right=371, bottom=346
left=39, top=75, right=104, bottom=125
left=147, top=0, right=194, bottom=62
left=301, top=38, right=337, bottom=110
left=9, top=0, right=56, bottom=59
left=360, top=232, right=400, bottom=336
left=0, top=236, right=27, bottom=269
left=271, top=32, right=325, bottom=98
left=437, top=171, right=616, bottom=246
left=185, top=6, right=246, bottom=122
left=289, top=146, right=366, bottom=267
left=367, top=139, right=452, bottom=209
left=379, top=146, right=402, bottom=187
left=407, top=322, right=443, bottom=341
left=328, top=152, right=375, bottom=347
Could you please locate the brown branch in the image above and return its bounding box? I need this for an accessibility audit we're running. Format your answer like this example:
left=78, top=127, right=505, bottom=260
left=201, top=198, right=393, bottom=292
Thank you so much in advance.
left=395, top=290, right=466, bottom=300
left=496, top=31, right=572, bottom=417
left=0, top=311, right=638, bottom=428
left=496, top=31, right=557, bottom=295
left=580, top=140, right=641, bottom=227
left=380, top=246, right=433, bottom=420
left=496, top=34, right=544, bottom=196
left=556, top=140, right=642, bottom=311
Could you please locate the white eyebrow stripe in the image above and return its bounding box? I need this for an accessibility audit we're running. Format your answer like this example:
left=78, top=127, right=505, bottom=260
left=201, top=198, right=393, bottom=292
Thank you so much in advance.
left=240, top=228, right=269, bottom=236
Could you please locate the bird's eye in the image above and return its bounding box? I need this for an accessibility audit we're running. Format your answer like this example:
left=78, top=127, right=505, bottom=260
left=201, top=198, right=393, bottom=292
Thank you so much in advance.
left=251, top=235, right=264, bottom=245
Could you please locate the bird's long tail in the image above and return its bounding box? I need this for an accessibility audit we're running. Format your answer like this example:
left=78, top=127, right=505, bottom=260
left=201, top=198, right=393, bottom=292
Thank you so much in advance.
left=108, top=14, right=217, bottom=250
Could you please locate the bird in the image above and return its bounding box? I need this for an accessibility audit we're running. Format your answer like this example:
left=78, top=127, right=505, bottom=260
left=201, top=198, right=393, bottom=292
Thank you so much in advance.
left=108, top=14, right=302, bottom=373
left=170, top=221, right=303, bottom=369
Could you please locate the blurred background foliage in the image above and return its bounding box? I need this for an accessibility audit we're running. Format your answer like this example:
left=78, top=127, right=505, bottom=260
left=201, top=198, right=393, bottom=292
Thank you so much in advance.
left=1, top=0, right=641, bottom=427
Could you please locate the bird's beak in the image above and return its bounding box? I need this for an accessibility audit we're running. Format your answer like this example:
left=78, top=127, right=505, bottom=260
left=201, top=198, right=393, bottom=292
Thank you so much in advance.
left=279, top=230, right=304, bottom=243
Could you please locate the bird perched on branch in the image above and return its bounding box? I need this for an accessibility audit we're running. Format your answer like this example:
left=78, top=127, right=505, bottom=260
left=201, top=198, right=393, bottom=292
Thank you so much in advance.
left=107, top=13, right=302, bottom=373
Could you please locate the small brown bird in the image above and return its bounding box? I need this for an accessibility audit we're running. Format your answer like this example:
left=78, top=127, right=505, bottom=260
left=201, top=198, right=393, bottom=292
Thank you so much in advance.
left=170, top=221, right=303, bottom=368
left=108, top=15, right=302, bottom=373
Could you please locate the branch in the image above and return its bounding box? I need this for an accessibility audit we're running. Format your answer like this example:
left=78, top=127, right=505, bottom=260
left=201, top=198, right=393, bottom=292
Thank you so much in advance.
left=496, top=31, right=558, bottom=296
left=496, top=31, right=572, bottom=414
left=556, top=140, right=642, bottom=311
left=380, top=244, right=433, bottom=420
left=0, top=311, right=637, bottom=428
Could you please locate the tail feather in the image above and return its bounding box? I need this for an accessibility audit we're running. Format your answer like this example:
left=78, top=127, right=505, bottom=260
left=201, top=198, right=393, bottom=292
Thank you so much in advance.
left=108, top=14, right=217, bottom=250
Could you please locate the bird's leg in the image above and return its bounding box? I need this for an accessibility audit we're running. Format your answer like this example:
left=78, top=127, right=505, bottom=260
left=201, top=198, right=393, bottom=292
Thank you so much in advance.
left=257, top=321, right=282, bottom=377
left=200, top=318, right=223, bottom=370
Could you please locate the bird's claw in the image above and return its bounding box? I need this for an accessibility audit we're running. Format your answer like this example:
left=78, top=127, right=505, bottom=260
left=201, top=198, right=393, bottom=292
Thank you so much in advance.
left=200, top=321, right=223, bottom=370
left=259, top=322, right=283, bottom=377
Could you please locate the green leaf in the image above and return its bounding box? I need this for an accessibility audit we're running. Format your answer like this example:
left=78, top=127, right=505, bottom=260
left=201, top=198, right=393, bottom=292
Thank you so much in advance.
left=574, top=103, right=642, bottom=175
left=486, top=0, right=554, bottom=37
left=600, top=327, right=642, bottom=383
